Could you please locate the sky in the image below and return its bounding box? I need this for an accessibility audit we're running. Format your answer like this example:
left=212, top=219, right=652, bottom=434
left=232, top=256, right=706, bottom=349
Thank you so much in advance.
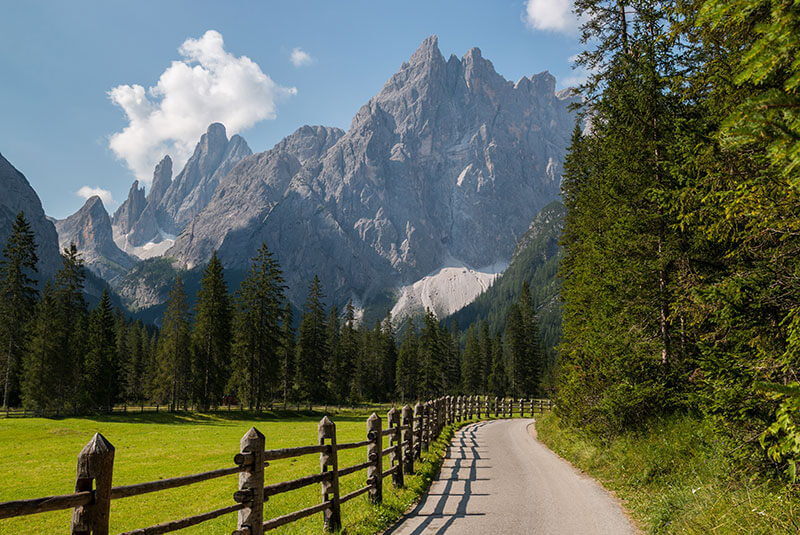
left=0, top=0, right=581, bottom=219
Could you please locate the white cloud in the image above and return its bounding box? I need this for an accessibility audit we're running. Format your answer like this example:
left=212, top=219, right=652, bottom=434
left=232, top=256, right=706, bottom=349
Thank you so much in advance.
left=77, top=186, right=115, bottom=207
left=108, top=30, right=297, bottom=184
left=289, top=47, right=313, bottom=67
left=523, top=0, right=578, bottom=33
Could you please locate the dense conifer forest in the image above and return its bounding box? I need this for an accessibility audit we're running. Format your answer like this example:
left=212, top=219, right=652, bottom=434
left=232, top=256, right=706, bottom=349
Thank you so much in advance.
left=0, top=218, right=547, bottom=413
left=556, top=0, right=800, bottom=482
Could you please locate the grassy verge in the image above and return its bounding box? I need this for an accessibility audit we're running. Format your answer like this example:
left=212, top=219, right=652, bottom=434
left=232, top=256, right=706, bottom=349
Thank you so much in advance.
left=0, top=408, right=471, bottom=534
left=535, top=411, right=800, bottom=534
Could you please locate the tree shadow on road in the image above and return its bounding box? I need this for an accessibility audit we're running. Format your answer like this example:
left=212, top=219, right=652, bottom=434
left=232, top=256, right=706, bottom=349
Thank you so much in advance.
left=386, top=422, right=490, bottom=535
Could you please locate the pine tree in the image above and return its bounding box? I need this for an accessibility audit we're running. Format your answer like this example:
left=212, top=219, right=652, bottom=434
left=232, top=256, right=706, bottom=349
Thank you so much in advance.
left=85, top=289, right=117, bottom=410
left=488, top=332, right=508, bottom=397
left=21, top=282, right=59, bottom=411
left=280, top=302, right=295, bottom=409
left=154, top=276, right=192, bottom=411
left=54, top=243, right=88, bottom=410
left=379, top=310, right=397, bottom=401
left=324, top=305, right=342, bottom=402
left=338, top=301, right=358, bottom=403
left=0, top=212, right=38, bottom=409
left=462, top=325, right=483, bottom=394
left=396, top=317, right=418, bottom=403
left=229, top=244, right=286, bottom=409
left=191, top=251, right=232, bottom=410
left=418, top=309, right=442, bottom=398
left=479, top=321, right=493, bottom=394
left=295, top=276, right=327, bottom=402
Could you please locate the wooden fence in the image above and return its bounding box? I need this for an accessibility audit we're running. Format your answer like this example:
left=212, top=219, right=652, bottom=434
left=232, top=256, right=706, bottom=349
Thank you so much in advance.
left=0, top=395, right=552, bottom=534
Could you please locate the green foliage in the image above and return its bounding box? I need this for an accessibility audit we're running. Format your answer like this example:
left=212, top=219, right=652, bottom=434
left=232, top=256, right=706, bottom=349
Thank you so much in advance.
left=153, top=275, right=191, bottom=411
left=0, top=212, right=38, bottom=408
left=228, top=244, right=288, bottom=410
left=190, top=251, right=232, bottom=410
left=537, top=411, right=800, bottom=533
left=759, top=382, right=800, bottom=482
left=295, top=275, right=328, bottom=402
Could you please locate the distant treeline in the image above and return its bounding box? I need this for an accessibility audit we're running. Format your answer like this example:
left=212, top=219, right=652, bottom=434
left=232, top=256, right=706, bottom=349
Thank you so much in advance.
left=0, top=214, right=547, bottom=412
left=557, top=0, right=799, bottom=480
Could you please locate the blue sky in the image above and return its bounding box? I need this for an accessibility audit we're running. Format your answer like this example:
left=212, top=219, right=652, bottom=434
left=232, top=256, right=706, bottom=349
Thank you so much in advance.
left=0, top=0, right=580, bottom=219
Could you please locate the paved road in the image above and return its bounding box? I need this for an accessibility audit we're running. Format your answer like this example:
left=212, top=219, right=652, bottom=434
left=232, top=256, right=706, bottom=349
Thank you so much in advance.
left=387, top=419, right=634, bottom=535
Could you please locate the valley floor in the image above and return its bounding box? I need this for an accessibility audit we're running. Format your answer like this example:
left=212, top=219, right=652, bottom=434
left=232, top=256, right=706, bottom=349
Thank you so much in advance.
left=535, top=412, right=800, bottom=534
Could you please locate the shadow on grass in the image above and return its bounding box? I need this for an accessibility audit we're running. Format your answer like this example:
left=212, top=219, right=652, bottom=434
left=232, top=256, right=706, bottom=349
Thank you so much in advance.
left=25, top=408, right=392, bottom=426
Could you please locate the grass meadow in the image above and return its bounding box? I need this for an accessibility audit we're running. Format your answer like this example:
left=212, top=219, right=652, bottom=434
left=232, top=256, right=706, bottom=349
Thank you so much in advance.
left=0, top=408, right=459, bottom=534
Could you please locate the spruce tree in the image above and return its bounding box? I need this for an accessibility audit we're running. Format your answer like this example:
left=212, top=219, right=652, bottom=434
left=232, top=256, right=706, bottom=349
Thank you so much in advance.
left=295, top=276, right=327, bottom=402
left=324, top=305, right=342, bottom=402
left=395, top=317, right=418, bottom=403
left=461, top=325, right=483, bottom=394
left=280, top=302, right=295, bottom=409
left=85, top=289, right=117, bottom=410
left=21, top=282, right=58, bottom=411
left=338, top=301, right=358, bottom=403
left=54, top=243, right=88, bottom=410
left=229, top=244, right=286, bottom=409
left=0, top=211, right=38, bottom=409
left=191, top=251, right=231, bottom=410
left=154, top=276, right=191, bottom=411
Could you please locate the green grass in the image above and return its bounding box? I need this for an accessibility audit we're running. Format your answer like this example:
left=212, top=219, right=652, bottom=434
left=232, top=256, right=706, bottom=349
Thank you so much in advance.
left=0, top=408, right=467, bottom=534
left=535, top=411, right=800, bottom=534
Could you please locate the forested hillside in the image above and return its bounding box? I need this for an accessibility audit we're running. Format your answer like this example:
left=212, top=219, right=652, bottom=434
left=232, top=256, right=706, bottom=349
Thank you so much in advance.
left=448, top=201, right=564, bottom=359
left=556, top=0, right=800, bottom=485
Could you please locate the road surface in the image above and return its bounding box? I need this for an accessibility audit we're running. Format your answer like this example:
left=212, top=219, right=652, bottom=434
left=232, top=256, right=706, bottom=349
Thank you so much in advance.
left=386, top=419, right=635, bottom=535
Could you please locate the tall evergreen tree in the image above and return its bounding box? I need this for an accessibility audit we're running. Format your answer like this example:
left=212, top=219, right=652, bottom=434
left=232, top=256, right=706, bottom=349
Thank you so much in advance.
left=191, top=251, right=232, bottom=410
left=21, top=282, right=59, bottom=411
left=324, top=305, right=342, bottom=403
left=85, top=289, right=117, bottom=410
left=0, top=211, right=38, bottom=409
left=462, top=325, right=483, bottom=394
left=54, top=243, right=88, bottom=410
left=229, top=244, right=286, bottom=409
left=280, top=302, right=295, bottom=409
left=295, top=276, right=328, bottom=402
left=338, top=301, right=358, bottom=402
left=154, top=276, right=192, bottom=411
left=396, top=317, right=419, bottom=403
left=488, top=332, right=508, bottom=398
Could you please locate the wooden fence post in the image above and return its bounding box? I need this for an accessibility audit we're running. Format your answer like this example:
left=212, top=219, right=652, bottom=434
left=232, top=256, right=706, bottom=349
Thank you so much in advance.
left=529, top=398, right=534, bottom=417
left=388, top=408, right=403, bottom=489
left=402, top=405, right=414, bottom=475
left=319, top=416, right=341, bottom=532
left=477, top=395, right=482, bottom=419
left=455, top=396, right=461, bottom=422
left=71, top=433, right=114, bottom=535
left=367, top=413, right=382, bottom=504
left=519, top=398, right=525, bottom=418
left=236, top=427, right=265, bottom=535
left=422, top=402, right=430, bottom=452
left=413, top=403, right=423, bottom=459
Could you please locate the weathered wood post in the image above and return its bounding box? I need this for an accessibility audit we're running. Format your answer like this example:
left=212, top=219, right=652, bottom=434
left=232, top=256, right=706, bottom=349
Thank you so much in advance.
left=236, top=427, right=265, bottom=535
left=508, top=398, right=513, bottom=417
left=319, top=417, right=341, bottom=532
left=367, top=413, right=383, bottom=504
left=493, top=396, right=498, bottom=417
left=388, top=408, right=403, bottom=489
left=477, top=395, right=483, bottom=419
left=455, top=395, right=461, bottom=422
left=71, top=433, right=114, bottom=535
left=413, top=403, right=423, bottom=459
left=519, top=398, right=525, bottom=418
left=447, top=395, right=453, bottom=424
left=421, top=402, right=430, bottom=452
left=402, top=405, right=414, bottom=475
left=529, top=398, right=534, bottom=417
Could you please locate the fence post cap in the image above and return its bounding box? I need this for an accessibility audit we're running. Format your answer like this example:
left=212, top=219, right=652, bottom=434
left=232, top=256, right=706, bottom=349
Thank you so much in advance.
left=367, top=412, right=380, bottom=422
left=401, top=404, right=412, bottom=414
left=318, top=415, right=335, bottom=436
left=241, top=427, right=264, bottom=444
left=80, top=432, right=114, bottom=456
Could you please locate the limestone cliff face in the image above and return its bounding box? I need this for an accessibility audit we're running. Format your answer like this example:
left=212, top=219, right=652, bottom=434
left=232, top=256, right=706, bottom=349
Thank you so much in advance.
left=167, top=36, right=578, bottom=307
left=0, top=152, right=62, bottom=283
left=55, top=196, right=136, bottom=282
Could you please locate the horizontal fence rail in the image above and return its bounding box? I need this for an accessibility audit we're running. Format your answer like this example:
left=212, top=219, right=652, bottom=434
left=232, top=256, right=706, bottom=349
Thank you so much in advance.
left=0, top=396, right=552, bottom=533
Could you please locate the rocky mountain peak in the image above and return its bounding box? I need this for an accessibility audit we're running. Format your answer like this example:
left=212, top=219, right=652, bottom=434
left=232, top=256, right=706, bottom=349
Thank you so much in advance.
left=409, top=35, right=443, bottom=66
left=148, top=155, right=172, bottom=205
left=56, top=195, right=135, bottom=282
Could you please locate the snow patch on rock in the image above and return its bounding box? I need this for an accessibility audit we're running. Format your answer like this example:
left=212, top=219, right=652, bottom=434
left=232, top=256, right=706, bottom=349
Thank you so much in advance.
left=391, top=255, right=507, bottom=321
left=113, top=225, right=176, bottom=260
